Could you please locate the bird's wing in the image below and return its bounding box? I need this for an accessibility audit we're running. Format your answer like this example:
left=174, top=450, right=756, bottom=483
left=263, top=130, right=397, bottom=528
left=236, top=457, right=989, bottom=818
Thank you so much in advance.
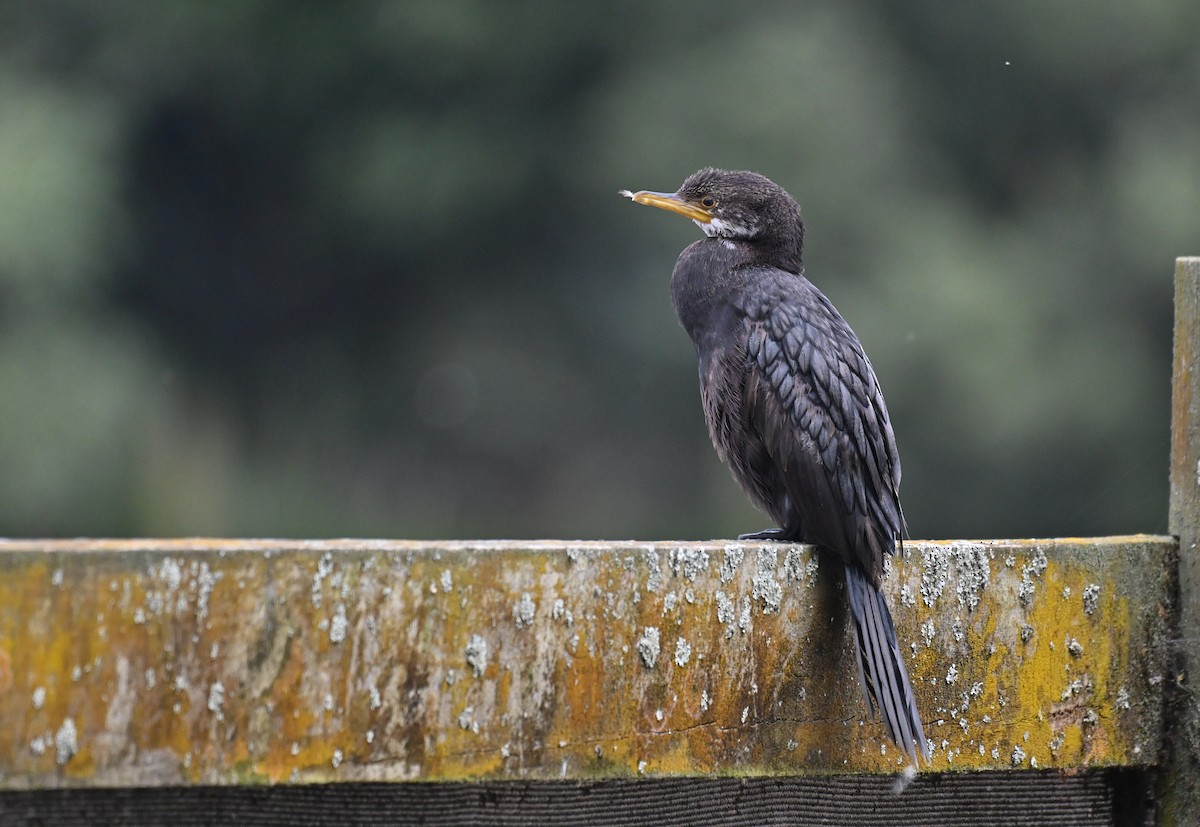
left=733, top=268, right=903, bottom=580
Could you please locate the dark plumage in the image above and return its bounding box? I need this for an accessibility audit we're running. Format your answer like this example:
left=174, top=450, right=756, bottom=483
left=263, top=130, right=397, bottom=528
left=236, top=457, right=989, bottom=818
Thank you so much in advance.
left=623, top=167, right=928, bottom=765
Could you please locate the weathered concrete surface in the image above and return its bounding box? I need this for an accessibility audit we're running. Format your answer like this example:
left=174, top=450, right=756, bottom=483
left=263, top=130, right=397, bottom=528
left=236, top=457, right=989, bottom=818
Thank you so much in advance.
left=1164, top=256, right=1200, bottom=826
left=0, top=536, right=1173, bottom=788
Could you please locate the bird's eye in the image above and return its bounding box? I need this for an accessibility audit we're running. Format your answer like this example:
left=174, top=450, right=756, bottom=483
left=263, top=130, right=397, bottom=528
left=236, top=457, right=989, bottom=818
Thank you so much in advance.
left=700, top=196, right=718, bottom=209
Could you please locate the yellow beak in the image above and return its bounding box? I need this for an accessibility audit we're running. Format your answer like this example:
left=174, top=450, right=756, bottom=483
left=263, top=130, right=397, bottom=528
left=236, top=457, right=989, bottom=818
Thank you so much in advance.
left=620, top=189, right=713, bottom=223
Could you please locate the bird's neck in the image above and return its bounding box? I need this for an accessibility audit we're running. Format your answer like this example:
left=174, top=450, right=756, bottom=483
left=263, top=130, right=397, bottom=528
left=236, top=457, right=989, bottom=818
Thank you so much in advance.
left=760, top=209, right=804, bottom=275
left=670, top=240, right=753, bottom=343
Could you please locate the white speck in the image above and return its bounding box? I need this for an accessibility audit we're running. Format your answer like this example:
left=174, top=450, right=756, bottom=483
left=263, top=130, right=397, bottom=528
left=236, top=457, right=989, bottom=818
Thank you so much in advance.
left=638, top=760, right=647, bottom=774
left=369, top=686, right=382, bottom=710
left=741, top=706, right=749, bottom=724
left=1011, top=745, right=1026, bottom=765
left=210, top=642, right=219, bottom=660
left=440, top=569, right=453, bottom=592
left=701, top=689, right=711, bottom=712
left=738, top=596, right=751, bottom=632
left=637, top=627, right=661, bottom=669
left=752, top=548, right=782, bottom=613
left=458, top=706, right=474, bottom=730
left=332, top=749, right=343, bottom=768
left=312, top=552, right=333, bottom=608
left=1062, top=586, right=1071, bottom=600
left=716, top=590, right=736, bottom=635
left=643, top=547, right=663, bottom=593
left=145, top=669, right=156, bottom=689
left=1082, top=584, right=1101, bottom=616
left=30, top=735, right=47, bottom=756
left=366, top=729, right=375, bottom=744
left=1004, top=60, right=1012, bottom=66
left=291, top=742, right=300, bottom=755
left=207, top=682, right=225, bottom=719
left=919, top=547, right=950, bottom=606
left=329, top=604, right=349, bottom=644
left=674, top=637, right=692, bottom=667
left=655, top=709, right=664, bottom=722
left=501, top=743, right=511, bottom=759
left=133, top=608, right=146, bottom=625
left=669, top=548, right=709, bottom=581
left=1018, top=549, right=1049, bottom=605
left=51, top=568, right=63, bottom=587
left=194, top=563, right=221, bottom=625
left=158, top=558, right=183, bottom=591
left=513, top=593, right=536, bottom=628
left=946, top=664, right=958, bottom=685
left=466, top=634, right=489, bottom=677
left=900, top=584, right=915, bottom=608
left=719, top=545, right=745, bottom=582
left=32, top=687, right=45, bottom=711
left=54, top=718, right=78, bottom=765
left=323, top=693, right=334, bottom=712
left=891, top=763, right=918, bottom=794
left=1116, top=686, right=1131, bottom=710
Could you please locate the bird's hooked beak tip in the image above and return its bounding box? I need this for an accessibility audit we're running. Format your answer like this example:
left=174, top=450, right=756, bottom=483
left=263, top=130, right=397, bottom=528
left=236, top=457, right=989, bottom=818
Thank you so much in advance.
left=620, top=189, right=712, bottom=223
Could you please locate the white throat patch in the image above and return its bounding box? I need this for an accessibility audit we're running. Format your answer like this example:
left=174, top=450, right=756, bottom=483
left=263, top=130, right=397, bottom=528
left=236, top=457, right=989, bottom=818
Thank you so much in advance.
left=696, top=216, right=758, bottom=239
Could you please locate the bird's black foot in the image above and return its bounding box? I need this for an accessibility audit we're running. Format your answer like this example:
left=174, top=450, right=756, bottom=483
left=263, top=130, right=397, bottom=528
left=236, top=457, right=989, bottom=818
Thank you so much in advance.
left=738, top=528, right=786, bottom=541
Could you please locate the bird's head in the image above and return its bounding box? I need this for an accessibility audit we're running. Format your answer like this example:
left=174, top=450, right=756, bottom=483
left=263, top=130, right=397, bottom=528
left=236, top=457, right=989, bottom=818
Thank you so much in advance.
left=621, top=167, right=804, bottom=273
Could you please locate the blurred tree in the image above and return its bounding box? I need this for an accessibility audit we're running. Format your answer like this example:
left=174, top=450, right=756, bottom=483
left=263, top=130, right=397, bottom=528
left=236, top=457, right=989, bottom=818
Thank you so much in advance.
left=0, top=0, right=1196, bottom=539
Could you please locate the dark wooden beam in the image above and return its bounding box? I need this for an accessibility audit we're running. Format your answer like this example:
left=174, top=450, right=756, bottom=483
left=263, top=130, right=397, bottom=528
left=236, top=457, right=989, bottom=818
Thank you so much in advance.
left=0, top=770, right=1152, bottom=827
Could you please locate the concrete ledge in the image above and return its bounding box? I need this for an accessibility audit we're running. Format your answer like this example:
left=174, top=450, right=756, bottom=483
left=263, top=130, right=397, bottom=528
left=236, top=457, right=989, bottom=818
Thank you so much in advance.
left=0, top=536, right=1174, bottom=787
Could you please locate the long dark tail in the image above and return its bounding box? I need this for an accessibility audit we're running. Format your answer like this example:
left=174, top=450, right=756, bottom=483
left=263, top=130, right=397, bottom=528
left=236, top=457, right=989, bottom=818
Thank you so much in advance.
left=844, top=562, right=929, bottom=766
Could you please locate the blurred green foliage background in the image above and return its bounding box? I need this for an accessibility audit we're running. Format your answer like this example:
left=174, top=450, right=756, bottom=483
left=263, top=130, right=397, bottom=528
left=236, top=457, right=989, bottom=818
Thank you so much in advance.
left=1, top=1, right=1197, bottom=541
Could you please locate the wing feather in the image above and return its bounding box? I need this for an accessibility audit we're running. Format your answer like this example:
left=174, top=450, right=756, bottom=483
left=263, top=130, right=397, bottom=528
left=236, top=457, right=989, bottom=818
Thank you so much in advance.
left=703, top=267, right=903, bottom=580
